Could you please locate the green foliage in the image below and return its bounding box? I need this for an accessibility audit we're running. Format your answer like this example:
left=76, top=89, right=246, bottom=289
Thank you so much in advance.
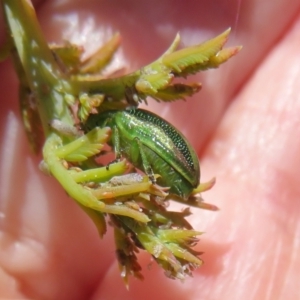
left=1, top=0, right=240, bottom=285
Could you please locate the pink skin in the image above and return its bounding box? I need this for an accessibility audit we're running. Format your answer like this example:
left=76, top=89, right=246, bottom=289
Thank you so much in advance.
left=1, top=0, right=300, bottom=299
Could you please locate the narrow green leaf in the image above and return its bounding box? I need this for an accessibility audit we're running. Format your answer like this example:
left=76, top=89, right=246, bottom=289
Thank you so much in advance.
left=55, top=127, right=110, bottom=162
left=162, top=28, right=231, bottom=74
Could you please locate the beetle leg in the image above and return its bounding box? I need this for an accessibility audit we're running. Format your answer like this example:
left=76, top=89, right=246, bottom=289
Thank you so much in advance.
left=133, top=137, right=156, bottom=184
left=106, top=125, right=122, bottom=170
left=112, top=125, right=122, bottom=159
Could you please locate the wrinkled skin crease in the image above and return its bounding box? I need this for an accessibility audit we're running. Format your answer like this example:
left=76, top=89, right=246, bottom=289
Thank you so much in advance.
left=1, top=0, right=300, bottom=299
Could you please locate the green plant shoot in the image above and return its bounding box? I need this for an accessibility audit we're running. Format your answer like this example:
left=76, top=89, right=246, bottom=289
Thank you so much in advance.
left=0, top=0, right=241, bottom=287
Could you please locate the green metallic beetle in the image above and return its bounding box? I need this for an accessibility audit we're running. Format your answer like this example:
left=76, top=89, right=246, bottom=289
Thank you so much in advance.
left=83, top=108, right=200, bottom=199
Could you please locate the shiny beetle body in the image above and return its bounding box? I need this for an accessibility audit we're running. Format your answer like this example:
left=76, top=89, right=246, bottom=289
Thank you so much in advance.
left=83, top=108, right=200, bottom=199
